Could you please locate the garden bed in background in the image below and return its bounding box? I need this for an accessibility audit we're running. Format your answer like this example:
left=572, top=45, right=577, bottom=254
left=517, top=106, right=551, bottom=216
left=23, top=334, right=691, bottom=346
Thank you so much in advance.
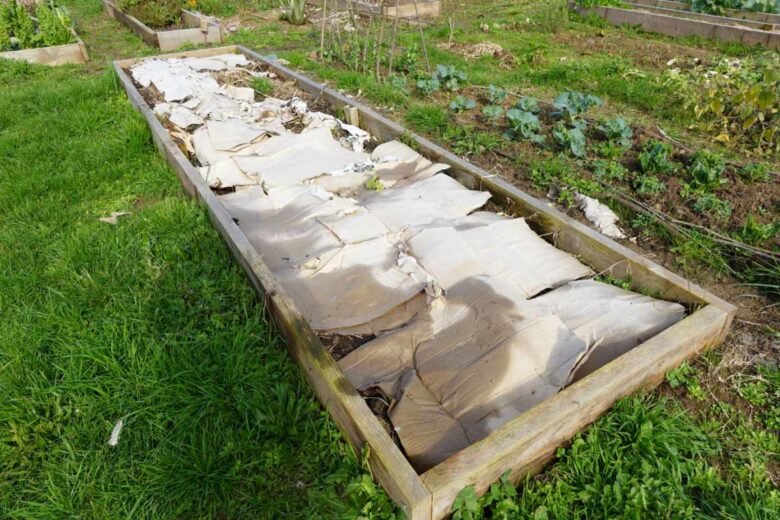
left=573, top=3, right=780, bottom=48
left=306, top=0, right=442, bottom=19
left=0, top=27, right=88, bottom=65
left=102, top=0, right=222, bottom=51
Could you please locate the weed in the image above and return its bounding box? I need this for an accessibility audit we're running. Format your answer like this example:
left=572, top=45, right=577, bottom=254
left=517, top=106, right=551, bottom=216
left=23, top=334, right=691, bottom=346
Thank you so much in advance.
left=592, top=159, right=627, bottom=182
left=739, top=162, right=771, bottom=183
left=405, top=104, right=448, bottom=135
left=279, top=0, right=307, bottom=25
left=667, top=362, right=706, bottom=400
left=595, top=273, right=632, bottom=290
left=364, top=175, right=384, bottom=191
left=592, top=141, right=627, bottom=159
left=386, top=74, right=409, bottom=94
left=734, top=214, right=780, bottom=245
left=450, top=128, right=501, bottom=156
left=251, top=76, right=273, bottom=96
left=119, top=0, right=182, bottom=28
left=533, top=0, right=569, bottom=33
left=633, top=173, right=666, bottom=195
left=398, top=131, right=420, bottom=151
left=692, top=193, right=733, bottom=219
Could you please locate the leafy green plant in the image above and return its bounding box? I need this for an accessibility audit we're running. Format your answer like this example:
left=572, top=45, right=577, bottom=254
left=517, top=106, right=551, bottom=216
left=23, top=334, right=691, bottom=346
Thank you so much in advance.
left=450, top=128, right=501, bottom=156
left=386, top=74, right=409, bottom=94
left=738, top=162, right=771, bottom=183
left=251, top=76, right=273, bottom=96
left=482, top=104, right=504, bottom=120
left=423, top=64, right=468, bottom=91
left=597, top=117, right=633, bottom=148
left=528, top=157, right=599, bottom=206
left=0, top=0, right=75, bottom=50
left=592, top=141, right=627, bottom=160
left=734, top=214, right=780, bottom=245
left=667, top=362, right=706, bottom=401
left=666, top=54, right=779, bottom=154
left=516, top=95, right=541, bottom=113
left=688, top=150, right=727, bottom=192
left=633, top=174, right=666, bottom=196
left=364, top=175, right=384, bottom=191
left=487, top=84, right=507, bottom=104
left=638, top=140, right=680, bottom=175
left=120, top=0, right=182, bottom=28
left=449, top=95, right=477, bottom=112
left=279, top=0, right=307, bottom=25
left=504, top=108, right=544, bottom=143
left=552, top=122, right=587, bottom=157
left=552, top=91, right=603, bottom=121
left=693, top=193, right=732, bottom=219
left=592, top=159, right=627, bottom=182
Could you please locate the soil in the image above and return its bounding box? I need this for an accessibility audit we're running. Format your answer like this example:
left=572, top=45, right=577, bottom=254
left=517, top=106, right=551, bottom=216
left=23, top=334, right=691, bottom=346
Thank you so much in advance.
left=320, top=333, right=376, bottom=361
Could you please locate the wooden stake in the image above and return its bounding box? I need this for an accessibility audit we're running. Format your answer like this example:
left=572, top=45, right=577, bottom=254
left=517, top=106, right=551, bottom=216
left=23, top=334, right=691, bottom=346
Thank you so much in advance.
left=319, top=0, right=327, bottom=57
left=412, top=0, right=431, bottom=74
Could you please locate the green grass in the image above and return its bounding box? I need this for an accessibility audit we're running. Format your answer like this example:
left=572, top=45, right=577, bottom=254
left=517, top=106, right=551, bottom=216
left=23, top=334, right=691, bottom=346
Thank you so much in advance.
left=0, top=61, right=387, bottom=519
left=2, top=1, right=778, bottom=518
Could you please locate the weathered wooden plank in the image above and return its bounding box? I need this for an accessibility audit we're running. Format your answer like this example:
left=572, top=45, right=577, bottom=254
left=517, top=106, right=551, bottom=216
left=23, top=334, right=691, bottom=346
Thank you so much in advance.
left=575, top=5, right=779, bottom=48
left=113, top=55, right=432, bottom=520
left=306, top=0, right=441, bottom=18
left=0, top=41, right=84, bottom=66
left=115, top=46, right=737, bottom=520
left=623, top=2, right=778, bottom=31
left=104, top=0, right=223, bottom=50
left=421, top=303, right=733, bottom=519
left=629, top=0, right=780, bottom=25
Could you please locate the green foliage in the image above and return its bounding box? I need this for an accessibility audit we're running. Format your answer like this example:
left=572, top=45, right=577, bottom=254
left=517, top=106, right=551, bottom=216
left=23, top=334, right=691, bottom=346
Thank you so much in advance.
left=119, top=0, right=182, bottom=28
left=553, top=122, right=587, bottom=157
left=666, top=362, right=706, bottom=400
left=386, top=74, right=409, bottom=94
left=597, top=117, right=633, bottom=148
left=516, top=95, right=541, bottom=113
left=595, top=273, right=633, bottom=290
left=453, top=471, right=517, bottom=519
left=734, top=214, right=780, bottom=245
left=364, top=175, right=384, bottom=191
left=528, top=157, right=599, bottom=206
left=405, top=104, right=448, bottom=135
left=552, top=90, right=603, bottom=121
left=688, top=150, right=728, bottom=192
left=449, top=95, right=477, bottom=112
left=638, top=140, right=680, bottom=175
left=693, top=193, right=733, bottom=219
left=592, top=141, right=627, bottom=159
left=690, top=0, right=779, bottom=15
left=251, top=76, right=273, bottom=96
left=449, top=128, right=501, bottom=156
left=487, top=84, right=507, bottom=104
left=278, top=0, right=307, bottom=25
left=533, top=0, right=569, bottom=33
left=482, top=104, right=504, bottom=120
left=739, top=162, right=771, bottom=183
left=0, top=0, right=74, bottom=51
left=633, top=174, right=666, bottom=196
left=417, top=64, right=467, bottom=93
left=504, top=108, right=544, bottom=143
left=666, top=54, right=780, bottom=154
left=592, top=159, right=627, bottom=182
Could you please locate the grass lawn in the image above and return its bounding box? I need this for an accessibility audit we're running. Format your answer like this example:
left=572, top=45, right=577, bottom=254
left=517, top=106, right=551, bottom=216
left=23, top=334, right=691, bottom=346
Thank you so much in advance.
left=1, top=0, right=778, bottom=518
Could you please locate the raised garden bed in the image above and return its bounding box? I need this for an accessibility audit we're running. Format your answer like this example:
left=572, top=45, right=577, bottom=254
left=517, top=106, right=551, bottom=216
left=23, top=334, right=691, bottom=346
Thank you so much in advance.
left=630, top=0, right=780, bottom=24
left=114, top=45, right=736, bottom=520
left=102, top=0, right=222, bottom=51
left=307, top=0, right=441, bottom=19
left=0, top=27, right=88, bottom=65
left=0, top=1, right=88, bottom=65
left=573, top=3, right=780, bottom=48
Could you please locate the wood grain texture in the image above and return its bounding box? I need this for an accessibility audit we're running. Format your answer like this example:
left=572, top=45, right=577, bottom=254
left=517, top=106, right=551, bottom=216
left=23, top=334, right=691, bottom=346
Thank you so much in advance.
left=0, top=40, right=86, bottom=65
left=113, top=54, right=431, bottom=520
left=621, top=2, right=778, bottom=30
left=575, top=5, right=779, bottom=49
left=116, top=46, right=737, bottom=520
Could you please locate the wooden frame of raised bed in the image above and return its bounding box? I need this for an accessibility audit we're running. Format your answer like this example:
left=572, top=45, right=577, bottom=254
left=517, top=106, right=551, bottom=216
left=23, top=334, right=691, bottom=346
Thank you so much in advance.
left=306, top=0, right=441, bottom=19
left=114, top=45, right=737, bottom=520
left=629, top=0, right=780, bottom=25
left=103, top=0, right=222, bottom=51
left=0, top=28, right=88, bottom=66
left=572, top=3, right=780, bottom=49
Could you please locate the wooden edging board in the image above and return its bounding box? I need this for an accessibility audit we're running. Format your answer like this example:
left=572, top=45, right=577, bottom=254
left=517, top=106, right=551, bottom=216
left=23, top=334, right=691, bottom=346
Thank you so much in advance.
left=573, top=4, right=780, bottom=48
left=114, top=45, right=736, bottom=520
left=622, top=2, right=779, bottom=31
left=629, top=0, right=780, bottom=25
left=103, top=0, right=222, bottom=51
left=306, top=0, right=441, bottom=19
left=0, top=29, right=88, bottom=66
